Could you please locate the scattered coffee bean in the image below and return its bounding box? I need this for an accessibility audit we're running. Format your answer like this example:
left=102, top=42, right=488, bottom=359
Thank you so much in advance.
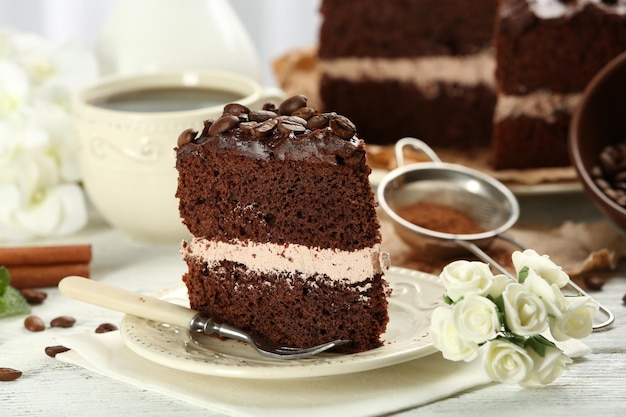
left=44, top=345, right=70, bottom=358
left=95, top=323, right=118, bottom=333
left=583, top=275, right=605, bottom=291
left=278, top=94, right=307, bottom=116
left=20, top=288, right=47, bottom=305
left=24, top=315, right=45, bottom=332
left=329, top=115, right=356, bottom=139
left=622, top=293, right=626, bottom=304
left=208, top=114, right=239, bottom=136
left=50, top=316, right=76, bottom=328
left=177, top=128, right=197, bottom=147
left=0, top=367, right=22, bottom=381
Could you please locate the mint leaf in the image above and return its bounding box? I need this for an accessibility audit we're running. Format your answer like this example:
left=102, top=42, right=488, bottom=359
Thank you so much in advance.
left=0, top=266, right=9, bottom=297
left=0, top=286, right=31, bottom=318
left=0, top=266, right=32, bottom=318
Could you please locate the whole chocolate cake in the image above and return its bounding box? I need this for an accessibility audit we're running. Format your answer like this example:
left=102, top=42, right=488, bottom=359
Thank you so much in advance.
left=175, top=95, right=390, bottom=353
left=492, top=0, right=626, bottom=169
left=318, top=0, right=499, bottom=147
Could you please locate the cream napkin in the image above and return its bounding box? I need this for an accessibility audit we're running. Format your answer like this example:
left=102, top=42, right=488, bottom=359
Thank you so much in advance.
left=55, top=332, right=590, bottom=417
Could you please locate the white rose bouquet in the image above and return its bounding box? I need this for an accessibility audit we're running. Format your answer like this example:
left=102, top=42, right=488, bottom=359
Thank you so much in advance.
left=0, top=28, right=97, bottom=241
left=430, top=249, right=598, bottom=386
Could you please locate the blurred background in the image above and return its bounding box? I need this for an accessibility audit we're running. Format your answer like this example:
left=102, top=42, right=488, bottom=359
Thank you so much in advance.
left=0, top=0, right=321, bottom=85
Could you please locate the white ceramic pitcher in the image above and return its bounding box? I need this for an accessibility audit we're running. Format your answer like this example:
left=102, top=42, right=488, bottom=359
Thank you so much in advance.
left=96, top=0, right=262, bottom=81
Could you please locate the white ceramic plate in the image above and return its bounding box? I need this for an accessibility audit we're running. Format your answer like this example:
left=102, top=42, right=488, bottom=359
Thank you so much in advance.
left=119, top=266, right=444, bottom=379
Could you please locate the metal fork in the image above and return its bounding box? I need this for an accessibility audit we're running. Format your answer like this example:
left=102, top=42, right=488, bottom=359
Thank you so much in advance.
left=59, top=276, right=349, bottom=359
left=190, top=313, right=349, bottom=359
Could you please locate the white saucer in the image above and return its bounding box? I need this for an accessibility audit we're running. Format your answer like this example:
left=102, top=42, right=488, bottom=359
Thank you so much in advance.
left=120, top=266, right=444, bottom=379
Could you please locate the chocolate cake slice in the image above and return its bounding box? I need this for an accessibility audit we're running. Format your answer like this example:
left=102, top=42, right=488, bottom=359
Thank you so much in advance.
left=175, top=95, right=390, bottom=353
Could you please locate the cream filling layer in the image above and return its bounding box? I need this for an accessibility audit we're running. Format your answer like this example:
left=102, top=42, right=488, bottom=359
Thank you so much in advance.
left=318, top=50, right=495, bottom=92
left=495, top=90, right=581, bottom=123
left=182, top=238, right=390, bottom=284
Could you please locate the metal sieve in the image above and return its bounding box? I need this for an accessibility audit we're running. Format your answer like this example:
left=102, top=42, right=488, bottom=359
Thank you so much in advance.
left=377, top=137, right=614, bottom=330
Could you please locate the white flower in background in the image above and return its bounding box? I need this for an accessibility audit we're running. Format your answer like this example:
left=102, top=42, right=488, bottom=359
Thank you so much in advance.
left=440, top=260, right=496, bottom=302
left=430, top=306, right=479, bottom=362
left=0, top=60, right=29, bottom=117
left=0, top=28, right=97, bottom=241
left=523, top=345, right=572, bottom=387
left=482, top=338, right=535, bottom=385
left=430, top=250, right=598, bottom=387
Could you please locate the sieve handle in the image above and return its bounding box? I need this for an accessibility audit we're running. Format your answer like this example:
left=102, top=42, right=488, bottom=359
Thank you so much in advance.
left=453, top=237, right=615, bottom=331
left=394, top=137, right=442, bottom=167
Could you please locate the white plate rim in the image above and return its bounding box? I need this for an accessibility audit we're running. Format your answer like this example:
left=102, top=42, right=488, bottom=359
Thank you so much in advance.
left=119, top=266, right=444, bottom=379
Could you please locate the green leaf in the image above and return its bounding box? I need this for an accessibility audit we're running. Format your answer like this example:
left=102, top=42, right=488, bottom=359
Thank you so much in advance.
left=0, top=286, right=31, bottom=318
left=443, top=294, right=454, bottom=305
left=525, top=334, right=558, bottom=357
left=518, top=266, right=529, bottom=283
left=0, top=266, right=32, bottom=318
left=0, top=266, right=9, bottom=297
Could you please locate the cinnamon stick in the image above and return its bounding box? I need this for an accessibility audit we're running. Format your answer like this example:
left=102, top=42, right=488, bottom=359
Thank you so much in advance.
left=0, top=244, right=92, bottom=288
left=7, top=263, right=91, bottom=289
left=0, top=244, right=91, bottom=267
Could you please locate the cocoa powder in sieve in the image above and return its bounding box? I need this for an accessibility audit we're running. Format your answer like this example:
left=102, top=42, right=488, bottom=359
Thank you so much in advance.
left=395, top=202, right=484, bottom=234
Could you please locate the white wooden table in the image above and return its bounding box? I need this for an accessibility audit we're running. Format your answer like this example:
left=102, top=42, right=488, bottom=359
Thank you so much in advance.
left=1, top=191, right=625, bottom=417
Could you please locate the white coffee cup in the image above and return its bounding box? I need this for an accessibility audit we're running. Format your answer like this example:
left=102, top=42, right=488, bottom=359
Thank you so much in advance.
left=73, top=70, right=286, bottom=243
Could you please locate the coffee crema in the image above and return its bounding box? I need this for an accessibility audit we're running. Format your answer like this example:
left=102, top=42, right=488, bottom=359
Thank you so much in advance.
left=91, top=87, right=243, bottom=113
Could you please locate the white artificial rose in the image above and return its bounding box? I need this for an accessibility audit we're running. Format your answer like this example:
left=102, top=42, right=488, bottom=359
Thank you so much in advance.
left=486, top=274, right=513, bottom=299
left=440, top=260, right=495, bottom=302
left=550, top=296, right=598, bottom=342
left=512, top=249, right=569, bottom=288
left=522, top=345, right=573, bottom=386
left=482, top=338, right=534, bottom=384
left=452, top=294, right=500, bottom=344
left=503, top=283, right=548, bottom=336
left=523, top=268, right=566, bottom=317
left=430, top=306, right=480, bottom=362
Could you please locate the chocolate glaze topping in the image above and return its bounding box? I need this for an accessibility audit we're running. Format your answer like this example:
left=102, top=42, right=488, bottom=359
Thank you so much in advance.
left=176, top=95, right=363, bottom=165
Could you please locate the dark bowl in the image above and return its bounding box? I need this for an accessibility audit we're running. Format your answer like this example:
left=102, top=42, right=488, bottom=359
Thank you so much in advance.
left=569, top=51, right=626, bottom=233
